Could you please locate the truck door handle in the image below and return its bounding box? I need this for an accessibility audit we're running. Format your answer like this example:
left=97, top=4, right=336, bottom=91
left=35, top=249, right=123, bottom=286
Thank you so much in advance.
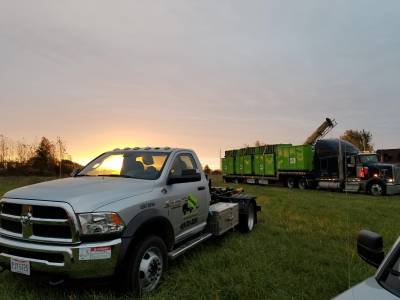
left=198, top=186, right=205, bottom=191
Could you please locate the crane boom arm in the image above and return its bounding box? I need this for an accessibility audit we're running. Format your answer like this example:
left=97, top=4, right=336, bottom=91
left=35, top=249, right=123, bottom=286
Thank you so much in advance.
left=304, top=118, right=337, bottom=145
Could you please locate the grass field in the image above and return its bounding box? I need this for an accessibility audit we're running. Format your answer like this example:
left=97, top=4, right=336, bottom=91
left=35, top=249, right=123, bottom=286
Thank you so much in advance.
left=0, top=176, right=399, bottom=299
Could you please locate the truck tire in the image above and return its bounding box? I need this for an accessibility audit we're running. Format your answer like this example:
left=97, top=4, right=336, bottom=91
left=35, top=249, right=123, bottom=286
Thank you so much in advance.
left=124, top=235, right=167, bottom=295
left=239, top=202, right=256, bottom=233
left=298, top=178, right=307, bottom=190
left=287, top=177, right=296, bottom=189
left=369, top=182, right=386, bottom=196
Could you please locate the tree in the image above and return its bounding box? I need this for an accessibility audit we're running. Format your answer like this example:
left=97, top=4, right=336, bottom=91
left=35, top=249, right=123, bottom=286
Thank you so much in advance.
left=0, top=135, right=7, bottom=166
left=56, top=137, right=67, bottom=177
left=341, top=129, right=374, bottom=151
left=15, top=140, right=35, bottom=164
left=31, top=137, right=57, bottom=174
left=254, top=140, right=266, bottom=147
left=211, top=169, right=222, bottom=175
left=204, top=164, right=211, bottom=175
left=0, top=134, right=13, bottom=168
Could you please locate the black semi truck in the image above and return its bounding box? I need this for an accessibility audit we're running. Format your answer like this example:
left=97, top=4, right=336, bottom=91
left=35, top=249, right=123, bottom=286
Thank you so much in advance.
left=222, top=119, right=400, bottom=196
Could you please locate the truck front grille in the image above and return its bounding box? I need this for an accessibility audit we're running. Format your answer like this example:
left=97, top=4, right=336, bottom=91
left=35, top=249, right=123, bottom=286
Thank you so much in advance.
left=0, top=200, right=78, bottom=244
left=1, top=219, right=22, bottom=234
left=394, top=165, right=400, bottom=184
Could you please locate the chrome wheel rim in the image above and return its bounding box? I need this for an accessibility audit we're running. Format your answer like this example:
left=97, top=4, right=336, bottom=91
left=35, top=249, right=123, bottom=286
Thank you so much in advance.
left=138, top=247, right=163, bottom=292
left=371, top=184, right=383, bottom=196
left=247, top=205, right=255, bottom=231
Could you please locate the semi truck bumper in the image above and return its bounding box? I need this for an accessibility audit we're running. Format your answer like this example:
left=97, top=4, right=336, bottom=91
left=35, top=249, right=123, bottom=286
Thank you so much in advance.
left=0, top=235, right=121, bottom=279
left=386, top=183, right=400, bottom=195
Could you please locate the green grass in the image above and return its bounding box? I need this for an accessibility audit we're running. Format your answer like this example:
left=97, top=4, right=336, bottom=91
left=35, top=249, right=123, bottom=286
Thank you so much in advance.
left=1, top=176, right=400, bottom=299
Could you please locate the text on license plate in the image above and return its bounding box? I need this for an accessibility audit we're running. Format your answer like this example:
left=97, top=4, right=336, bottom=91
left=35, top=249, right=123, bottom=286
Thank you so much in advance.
left=10, top=258, right=30, bottom=276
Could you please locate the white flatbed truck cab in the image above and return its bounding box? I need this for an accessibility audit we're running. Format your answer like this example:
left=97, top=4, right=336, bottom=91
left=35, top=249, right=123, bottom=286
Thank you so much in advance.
left=0, top=147, right=260, bottom=294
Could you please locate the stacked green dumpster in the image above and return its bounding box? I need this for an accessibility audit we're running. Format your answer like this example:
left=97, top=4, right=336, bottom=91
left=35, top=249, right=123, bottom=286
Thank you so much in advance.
left=264, top=154, right=275, bottom=175
left=253, top=154, right=264, bottom=175
left=222, top=143, right=314, bottom=177
left=243, top=155, right=253, bottom=174
left=276, top=145, right=313, bottom=171
left=234, top=155, right=244, bottom=175
left=222, top=150, right=237, bottom=175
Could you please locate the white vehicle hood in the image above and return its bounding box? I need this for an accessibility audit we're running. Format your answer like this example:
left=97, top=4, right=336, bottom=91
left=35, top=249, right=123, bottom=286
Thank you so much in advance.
left=3, top=177, right=155, bottom=213
left=334, top=277, right=398, bottom=300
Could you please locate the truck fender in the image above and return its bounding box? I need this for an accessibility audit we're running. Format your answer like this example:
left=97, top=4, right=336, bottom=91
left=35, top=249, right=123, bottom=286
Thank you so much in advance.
left=116, top=209, right=175, bottom=271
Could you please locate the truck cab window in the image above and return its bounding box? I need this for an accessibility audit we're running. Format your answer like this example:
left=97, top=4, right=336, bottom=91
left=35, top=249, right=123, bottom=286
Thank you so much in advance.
left=347, top=156, right=356, bottom=165
left=78, top=151, right=169, bottom=180
left=378, top=249, right=400, bottom=297
left=170, top=154, right=198, bottom=176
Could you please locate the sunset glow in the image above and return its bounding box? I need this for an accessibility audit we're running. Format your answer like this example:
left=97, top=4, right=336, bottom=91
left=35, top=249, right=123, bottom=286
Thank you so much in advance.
left=1, top=1, right=399, bottom=170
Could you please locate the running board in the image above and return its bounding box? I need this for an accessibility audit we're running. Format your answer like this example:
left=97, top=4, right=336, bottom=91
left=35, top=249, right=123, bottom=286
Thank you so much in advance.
left=168, top=233, right=212, bottom=260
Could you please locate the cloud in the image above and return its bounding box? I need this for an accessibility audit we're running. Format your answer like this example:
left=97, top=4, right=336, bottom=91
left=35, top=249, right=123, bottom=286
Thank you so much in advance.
left=1, top=0, right=399, bottom=168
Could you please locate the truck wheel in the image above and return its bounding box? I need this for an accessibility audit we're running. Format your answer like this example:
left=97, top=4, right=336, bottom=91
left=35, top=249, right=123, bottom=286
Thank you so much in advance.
left=124, top=235, right=167, bottom=295
left=369, top=182, right=385, bottom=196
left=298, top=178, right=307, bottom=190
left=287, top=177, right=296, bottom=189
left=239, top=202, right=256, bottom=233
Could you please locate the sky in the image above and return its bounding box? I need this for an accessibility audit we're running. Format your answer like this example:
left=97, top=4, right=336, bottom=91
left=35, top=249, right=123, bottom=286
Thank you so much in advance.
left=0, top=0, right=399, bottom=169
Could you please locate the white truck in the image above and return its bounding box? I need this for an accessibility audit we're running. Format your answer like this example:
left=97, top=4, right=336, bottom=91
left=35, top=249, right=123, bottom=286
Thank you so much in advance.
left=335, top=230, right=400, bottom=299
left=0, top=147, right=260, bottom=294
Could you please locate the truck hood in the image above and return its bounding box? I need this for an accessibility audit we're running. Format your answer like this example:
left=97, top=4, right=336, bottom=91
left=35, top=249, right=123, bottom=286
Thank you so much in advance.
left=365, top=162, right=395, bottom=168
left=334, top=277, right=397, bottom=300
left=3, top=177, right=155, bottom=213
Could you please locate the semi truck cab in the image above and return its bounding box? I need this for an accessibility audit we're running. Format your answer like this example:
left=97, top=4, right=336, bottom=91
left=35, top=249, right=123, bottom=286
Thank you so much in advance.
left=354, top=153, right=400, bottom=196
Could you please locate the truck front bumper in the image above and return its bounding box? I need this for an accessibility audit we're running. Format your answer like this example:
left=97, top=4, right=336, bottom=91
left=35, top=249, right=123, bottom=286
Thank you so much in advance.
left=386, top=183, right=400, bottom=195
left=0, top=235, right=121, bottom=279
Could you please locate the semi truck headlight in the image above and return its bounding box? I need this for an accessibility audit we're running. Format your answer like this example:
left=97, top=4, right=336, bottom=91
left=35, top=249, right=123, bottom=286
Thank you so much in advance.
left=78, top=212, right=125, bottom=235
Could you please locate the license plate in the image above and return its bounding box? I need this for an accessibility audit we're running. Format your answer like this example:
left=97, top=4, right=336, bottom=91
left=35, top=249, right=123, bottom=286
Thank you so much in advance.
left=10, top=258, right=30, bottom=276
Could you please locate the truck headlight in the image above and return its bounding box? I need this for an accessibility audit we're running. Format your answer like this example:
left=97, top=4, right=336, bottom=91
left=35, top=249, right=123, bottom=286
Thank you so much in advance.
left=78, top=212, right=125, bottom=236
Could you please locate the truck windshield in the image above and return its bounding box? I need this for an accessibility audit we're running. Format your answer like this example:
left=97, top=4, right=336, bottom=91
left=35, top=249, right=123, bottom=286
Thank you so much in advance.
left=378, top=242, right=400, bottom=297
left=359, top=154, right=379, bottom=164
left=77, top=151, right=169, bottom=180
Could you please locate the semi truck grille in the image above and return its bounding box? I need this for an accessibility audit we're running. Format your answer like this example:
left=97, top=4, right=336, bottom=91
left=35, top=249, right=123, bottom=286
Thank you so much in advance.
left=0, top=200, right=78, bottom=244
left=394, top=165, right=400, bottom=184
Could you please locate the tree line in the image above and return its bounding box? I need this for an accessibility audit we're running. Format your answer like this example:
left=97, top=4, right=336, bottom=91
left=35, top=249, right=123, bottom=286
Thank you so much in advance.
left=1, top=129, right=374, bottom=177
left=0, top=135, right=81, bottom=176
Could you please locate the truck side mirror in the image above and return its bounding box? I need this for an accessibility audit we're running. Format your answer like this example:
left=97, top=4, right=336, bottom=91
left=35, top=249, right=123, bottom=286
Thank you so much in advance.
left=167, top=169, right=201, bottom=185
left=357, top=230, right=385, bottom=268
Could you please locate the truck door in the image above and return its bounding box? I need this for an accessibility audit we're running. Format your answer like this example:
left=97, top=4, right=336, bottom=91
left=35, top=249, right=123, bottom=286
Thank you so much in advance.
left=165, top=153, right=209, bottom=241
left=346, top=155, right=357, bottom=179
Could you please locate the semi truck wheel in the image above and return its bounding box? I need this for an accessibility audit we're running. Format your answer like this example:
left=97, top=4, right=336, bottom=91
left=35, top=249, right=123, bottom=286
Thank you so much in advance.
left=287, top=177, right=296, bottom=189
left=298, top=178, right=307, bottom=190
left=124, top=235, right=167, bottom=295
left=239, top=202, right=256, bottom=232
left=369, top=182, right=385, bottom=196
